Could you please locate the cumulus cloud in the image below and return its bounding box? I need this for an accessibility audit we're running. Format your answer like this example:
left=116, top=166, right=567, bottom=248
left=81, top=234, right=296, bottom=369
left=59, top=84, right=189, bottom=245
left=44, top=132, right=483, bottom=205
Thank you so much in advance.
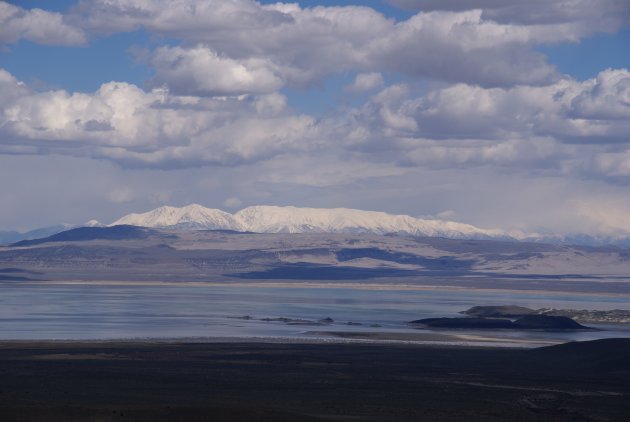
left=2, top=1, right=623, bottom=97
left=331, top=69, right=630, bottom=174
left=368, top=8, right=630, bottom=86
left=0, top=1, right=86, bottom=45
left=569, top=69, right=630, bottom=121
left=362, top=69, right=629, bottom=142
left=66, top=0, right=592, bottom=87
left=2, top=64, right=629, bottom=178
left=147, top=45, right=283, bottom=96
left=0, top=69, right=319, bottom=168
left=71, top=0, right=387, bottom=85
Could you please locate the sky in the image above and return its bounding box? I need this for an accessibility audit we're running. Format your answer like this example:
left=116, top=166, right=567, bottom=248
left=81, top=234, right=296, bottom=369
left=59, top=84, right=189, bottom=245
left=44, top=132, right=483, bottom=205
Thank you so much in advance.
left=0, top=0, right=629, bottom=236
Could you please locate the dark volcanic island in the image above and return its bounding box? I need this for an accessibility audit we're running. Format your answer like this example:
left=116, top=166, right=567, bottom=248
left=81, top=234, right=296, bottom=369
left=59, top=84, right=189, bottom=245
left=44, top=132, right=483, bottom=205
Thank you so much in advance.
left=411, top=314, right=592, bottom=330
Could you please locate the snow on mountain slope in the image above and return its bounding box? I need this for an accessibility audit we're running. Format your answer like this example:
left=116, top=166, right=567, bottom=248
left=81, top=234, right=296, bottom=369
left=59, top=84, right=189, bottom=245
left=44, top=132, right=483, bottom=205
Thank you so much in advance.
left=111, top=204, right=243, bottom=231
left=109, top=204, right=515, bottom=240
left=235, top=205, right=510, bottom=239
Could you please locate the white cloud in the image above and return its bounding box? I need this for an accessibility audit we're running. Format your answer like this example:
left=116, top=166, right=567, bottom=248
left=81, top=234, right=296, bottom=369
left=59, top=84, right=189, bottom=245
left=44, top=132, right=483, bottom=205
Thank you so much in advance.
left=71, top=0, right=389, bottom=85
left=2, top=65, right=629, bottom=178
left=569, top=69, right=630, bottom=121
left=67, top=0, right=596, bottom=87
left=320, top=68, right=630, bottom=180
left=147, top=45, right=283, bottom=96
left=387, top=0, right=630, bottom=31
left=0, top=0, right=619, bottom=96
left=346, top=72, right=384, bottom=93
left=365, top=10, right=562, bottom=87
left=0, top=69, right=319, bottom=168
left=342, top=69, right=630, bottom=149
left=401, top=137, right=560, bottom=168
left=0, top=2, right=86, bottom=45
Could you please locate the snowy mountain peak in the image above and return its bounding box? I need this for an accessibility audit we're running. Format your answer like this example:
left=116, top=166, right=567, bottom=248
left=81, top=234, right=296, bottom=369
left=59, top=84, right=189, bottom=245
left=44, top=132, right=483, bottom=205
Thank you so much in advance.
left=111, top=203, right=242, bottom=231
left=109, top=204, right=514, bottom=240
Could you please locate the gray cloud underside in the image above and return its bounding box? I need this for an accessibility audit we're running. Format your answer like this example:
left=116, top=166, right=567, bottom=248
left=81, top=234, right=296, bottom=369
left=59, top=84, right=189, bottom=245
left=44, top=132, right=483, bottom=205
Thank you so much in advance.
left=70, top=1, right=575, bottom=89
left=3, top=1, right=626, bottom=91
left=387, top=0, right=630, bottom=27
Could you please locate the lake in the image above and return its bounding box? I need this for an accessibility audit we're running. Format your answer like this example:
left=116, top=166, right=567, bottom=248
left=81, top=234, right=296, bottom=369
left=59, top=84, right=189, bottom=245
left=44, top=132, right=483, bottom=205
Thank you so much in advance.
left=1, top=282, right=629, bottom=346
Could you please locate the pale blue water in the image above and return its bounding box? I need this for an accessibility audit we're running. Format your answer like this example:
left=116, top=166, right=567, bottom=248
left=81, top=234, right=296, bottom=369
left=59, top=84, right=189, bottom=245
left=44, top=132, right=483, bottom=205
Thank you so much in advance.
left=0, top=283, right=629, bottom=344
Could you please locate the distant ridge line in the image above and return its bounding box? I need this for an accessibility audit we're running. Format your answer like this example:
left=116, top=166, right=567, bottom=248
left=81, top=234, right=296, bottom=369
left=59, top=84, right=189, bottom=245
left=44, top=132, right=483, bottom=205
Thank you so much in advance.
left=110, top=204, right=519, bottom=242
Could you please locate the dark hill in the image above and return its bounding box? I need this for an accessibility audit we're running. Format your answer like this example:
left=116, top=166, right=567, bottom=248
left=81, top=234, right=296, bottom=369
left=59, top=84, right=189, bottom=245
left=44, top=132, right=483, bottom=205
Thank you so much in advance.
left=411, top=315, right=590, bottom=330
left=536, top=338, right=630, bottom=356
left=514, top=314, right=588, bottom=329
left=531, top=338, right=630, bottom=372
left=11, top=225, right=156, bottom=247
left=461, top=305, right=536, bottom=317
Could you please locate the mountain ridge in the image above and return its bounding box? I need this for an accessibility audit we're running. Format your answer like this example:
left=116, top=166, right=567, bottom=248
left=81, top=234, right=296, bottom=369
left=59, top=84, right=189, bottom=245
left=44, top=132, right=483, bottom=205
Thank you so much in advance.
left=110, top=204, right=518, bottom=241
left=3, top=204, right=630, bottom=247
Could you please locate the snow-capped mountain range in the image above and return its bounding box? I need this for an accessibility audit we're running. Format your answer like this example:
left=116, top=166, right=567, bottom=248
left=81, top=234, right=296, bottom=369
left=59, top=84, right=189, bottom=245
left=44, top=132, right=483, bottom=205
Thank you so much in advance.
left=3, top=204, right=629, bottom=246
left=109, top=204, right=522, bottom=241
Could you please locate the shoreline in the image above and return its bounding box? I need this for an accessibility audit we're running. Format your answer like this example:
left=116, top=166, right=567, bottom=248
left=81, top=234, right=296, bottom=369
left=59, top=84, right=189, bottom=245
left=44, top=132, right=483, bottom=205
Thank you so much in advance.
left=5, top=279, right=630, bottom=298
left=0, top=330, right=574, bottom=349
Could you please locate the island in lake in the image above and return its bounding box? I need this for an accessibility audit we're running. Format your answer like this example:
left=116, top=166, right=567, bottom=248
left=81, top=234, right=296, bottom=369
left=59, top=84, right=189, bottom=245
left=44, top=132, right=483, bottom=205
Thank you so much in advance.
left=461, top=305, right=630, bottom=324
left=411, top=314, right=591, bottom=330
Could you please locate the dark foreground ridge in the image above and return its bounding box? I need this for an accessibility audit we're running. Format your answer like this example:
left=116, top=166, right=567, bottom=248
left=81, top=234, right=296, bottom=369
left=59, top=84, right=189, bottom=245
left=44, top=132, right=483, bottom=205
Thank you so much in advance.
left=0, top=339, right=628, bottom=421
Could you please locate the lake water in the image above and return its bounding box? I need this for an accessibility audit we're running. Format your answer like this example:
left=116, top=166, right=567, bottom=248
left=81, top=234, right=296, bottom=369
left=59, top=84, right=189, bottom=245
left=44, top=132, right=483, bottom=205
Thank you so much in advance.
left=1, top=282, right=629, bottom=346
